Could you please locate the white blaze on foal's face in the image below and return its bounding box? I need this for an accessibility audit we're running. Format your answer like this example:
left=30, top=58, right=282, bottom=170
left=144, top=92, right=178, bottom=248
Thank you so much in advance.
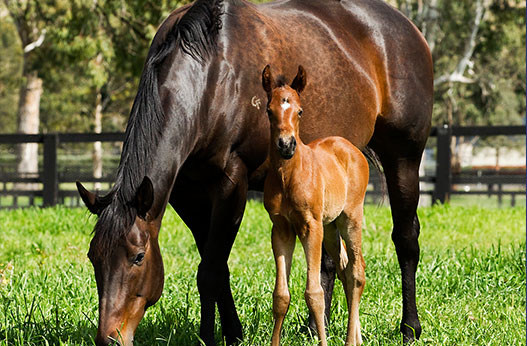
left=267, top=87, right=302, bottom=141
left=281, top=98, right=291, bottom=111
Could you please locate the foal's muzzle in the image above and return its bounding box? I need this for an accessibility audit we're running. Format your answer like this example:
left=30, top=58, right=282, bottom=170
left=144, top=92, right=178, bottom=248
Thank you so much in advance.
left=277, top=136, right=297, bottom=159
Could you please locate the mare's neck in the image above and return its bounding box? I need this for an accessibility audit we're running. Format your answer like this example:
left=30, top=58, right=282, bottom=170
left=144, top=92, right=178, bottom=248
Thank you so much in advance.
left=117, top=56, right=207, bottom=221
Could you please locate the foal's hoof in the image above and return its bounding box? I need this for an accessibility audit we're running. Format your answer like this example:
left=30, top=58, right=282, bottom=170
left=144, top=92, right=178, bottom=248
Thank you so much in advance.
left=400, top=320, right=421, bottom=343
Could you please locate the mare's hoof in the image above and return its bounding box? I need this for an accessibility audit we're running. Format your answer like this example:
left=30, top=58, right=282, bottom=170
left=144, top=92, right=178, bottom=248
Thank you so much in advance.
left=400, top=320, right=422, bottom=343
left=224, top=334, right=243, bottom=346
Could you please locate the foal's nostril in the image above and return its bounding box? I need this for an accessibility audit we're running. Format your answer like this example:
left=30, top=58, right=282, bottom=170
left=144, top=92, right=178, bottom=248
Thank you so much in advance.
left=277, top=136, right=296, bottom=159
left=278, top=137, right=286, bottom=149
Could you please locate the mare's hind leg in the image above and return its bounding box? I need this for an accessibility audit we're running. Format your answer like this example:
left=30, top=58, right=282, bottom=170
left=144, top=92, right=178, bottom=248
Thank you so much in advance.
left=370, top=136, right=424, bottom=342
left=381, top=155, right=422, bottom=342
left=308, top=248, right=336, bottom=333
left=322, top=223, right=349, bottom=283
left=336, top=208, right=365, bottom=346
left=270, top=219, right=296, bottom=346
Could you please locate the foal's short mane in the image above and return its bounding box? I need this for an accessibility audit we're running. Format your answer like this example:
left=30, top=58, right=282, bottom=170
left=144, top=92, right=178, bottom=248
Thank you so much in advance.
left=91, top=0, right=224, bottom=258
left=275, top=75, right=289, bottom=88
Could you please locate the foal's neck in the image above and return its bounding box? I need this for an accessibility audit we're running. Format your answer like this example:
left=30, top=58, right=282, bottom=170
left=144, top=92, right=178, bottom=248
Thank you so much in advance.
left=269, top=137, right=309, bottom=186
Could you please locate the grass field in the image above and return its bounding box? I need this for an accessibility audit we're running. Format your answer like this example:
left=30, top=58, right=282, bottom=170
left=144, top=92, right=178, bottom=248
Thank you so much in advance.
left=0, top=202, right=525, bottom=345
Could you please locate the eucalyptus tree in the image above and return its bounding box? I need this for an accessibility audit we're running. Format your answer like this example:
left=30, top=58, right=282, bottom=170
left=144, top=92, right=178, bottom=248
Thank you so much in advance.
left=2, top=0, right=189, bottom=184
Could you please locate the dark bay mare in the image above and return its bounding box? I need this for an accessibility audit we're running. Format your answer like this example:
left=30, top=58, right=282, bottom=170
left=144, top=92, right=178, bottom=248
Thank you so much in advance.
left=76, top=0, right=433, bottom=345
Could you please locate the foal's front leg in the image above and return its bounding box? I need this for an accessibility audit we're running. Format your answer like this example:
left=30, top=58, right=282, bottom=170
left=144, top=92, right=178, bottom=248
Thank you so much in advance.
left=300, top=219, right=328, bottom=346
left=271, top=221, right=296, bottom=346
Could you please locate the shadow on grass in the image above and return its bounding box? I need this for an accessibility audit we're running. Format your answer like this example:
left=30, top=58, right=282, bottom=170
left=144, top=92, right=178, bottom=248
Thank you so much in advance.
left=134, top=313, right=201, bottom=346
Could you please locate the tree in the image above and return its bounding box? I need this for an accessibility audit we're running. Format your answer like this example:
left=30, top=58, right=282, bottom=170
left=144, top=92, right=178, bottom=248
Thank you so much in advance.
left=0, top=9, right=22, bottom=133
left=387, top=0, right=525, bottom=171
left=3, top=0, right=47, bottom=179
left=1, top=0, right=191, bottom=187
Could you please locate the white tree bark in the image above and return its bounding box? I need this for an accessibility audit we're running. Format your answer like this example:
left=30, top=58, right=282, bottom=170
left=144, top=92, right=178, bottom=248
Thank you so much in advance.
left=434, top=0, right=488, bottom=86
left=92, top=52, right=104, bottom=191
left=16, top=69, right=42, bottom=183
left=93, top=89, right=103, bottom=191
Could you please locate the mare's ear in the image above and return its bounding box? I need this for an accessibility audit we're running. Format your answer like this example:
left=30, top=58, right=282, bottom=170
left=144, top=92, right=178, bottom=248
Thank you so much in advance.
left=77, top=181, right=105, bottom=215
left=134, top=176, right=154, bottom=219
left=290, top=65, right=307, bottom=94
left=262, top=64, right=274, bottom=96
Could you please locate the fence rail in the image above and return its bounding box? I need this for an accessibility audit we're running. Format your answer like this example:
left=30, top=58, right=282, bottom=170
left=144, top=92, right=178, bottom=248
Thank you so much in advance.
left=0, top=125, right=525, bottom=208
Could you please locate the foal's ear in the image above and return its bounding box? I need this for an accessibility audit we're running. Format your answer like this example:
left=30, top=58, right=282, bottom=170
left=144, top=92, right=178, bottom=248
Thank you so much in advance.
left=77, top=181, right=105, bottom=215
left=290, top=65, right=307, bottom=94
left=134, top=176, right=154, bottom=219
left=262, top=64, right=274, bottom=95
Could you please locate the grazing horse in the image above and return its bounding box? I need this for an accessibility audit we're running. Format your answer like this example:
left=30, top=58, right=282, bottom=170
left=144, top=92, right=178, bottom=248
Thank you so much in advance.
left=76, top=0, right=433, bottom=345
left=262, top=65, right=369, bottom=346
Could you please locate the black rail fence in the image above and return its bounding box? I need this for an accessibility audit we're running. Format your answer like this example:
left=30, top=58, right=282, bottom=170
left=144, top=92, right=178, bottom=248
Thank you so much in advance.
left=0, top=125, right=524, bottom=209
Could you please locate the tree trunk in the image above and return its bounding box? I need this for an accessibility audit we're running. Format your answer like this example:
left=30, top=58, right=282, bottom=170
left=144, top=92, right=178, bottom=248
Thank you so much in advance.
left=93, top=89, right=103, bottom=191
left=16, top=68, right=42, bottom=188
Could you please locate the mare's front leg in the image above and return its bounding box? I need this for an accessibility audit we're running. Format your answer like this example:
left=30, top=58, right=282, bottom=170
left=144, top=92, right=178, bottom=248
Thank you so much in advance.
left=171, top=173, right=243, bottom=346
left=300, top=219, right=328, bottom=346
left=270, top=218, right=296, bottom=346
left=175, top=156, right=248, bottom=346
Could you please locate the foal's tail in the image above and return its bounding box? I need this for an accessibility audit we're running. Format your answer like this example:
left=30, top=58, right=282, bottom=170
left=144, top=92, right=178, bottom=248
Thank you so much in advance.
left=362, top=146, right=387, bottom=205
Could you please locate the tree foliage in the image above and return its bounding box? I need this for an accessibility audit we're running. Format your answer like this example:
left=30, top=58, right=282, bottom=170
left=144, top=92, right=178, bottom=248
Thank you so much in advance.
left=387, top=0, right=525, bottom=126
left=1, top=0, right=190, bottom=133
left=0, top=0, right=524, bottom=133
left=0, top=15, right=22, bottom=132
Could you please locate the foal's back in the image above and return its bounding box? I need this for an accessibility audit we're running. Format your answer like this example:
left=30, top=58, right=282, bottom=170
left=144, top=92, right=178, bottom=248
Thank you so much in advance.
left=306, top=136, right=369, bottom=223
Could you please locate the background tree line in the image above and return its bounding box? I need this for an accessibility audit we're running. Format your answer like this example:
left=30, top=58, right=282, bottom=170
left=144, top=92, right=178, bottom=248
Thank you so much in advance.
left=0, top=0, right=525, bottom=177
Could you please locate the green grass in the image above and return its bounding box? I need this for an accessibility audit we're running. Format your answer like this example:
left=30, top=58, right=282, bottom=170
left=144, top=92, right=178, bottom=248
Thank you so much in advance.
left=0, top=203, right=524, bottom=345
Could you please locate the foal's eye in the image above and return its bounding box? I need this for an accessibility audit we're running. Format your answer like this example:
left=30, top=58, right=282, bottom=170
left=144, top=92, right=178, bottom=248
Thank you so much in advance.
left=298, top=109, right=303, bottom=117
left=133, top=252, right=145, bottom=265
left=266, top=108, right=272, bottom=117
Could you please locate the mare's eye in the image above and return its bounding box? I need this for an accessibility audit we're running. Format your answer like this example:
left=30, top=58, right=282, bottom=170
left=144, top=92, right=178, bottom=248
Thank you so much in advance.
left=298, top=109, right=303, bottom=117
left=133, top=252, right=145, bottom=265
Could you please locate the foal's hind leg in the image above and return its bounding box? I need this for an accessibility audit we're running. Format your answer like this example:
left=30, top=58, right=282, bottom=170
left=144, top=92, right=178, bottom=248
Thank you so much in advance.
left=337, top=208, right=365, bottom=346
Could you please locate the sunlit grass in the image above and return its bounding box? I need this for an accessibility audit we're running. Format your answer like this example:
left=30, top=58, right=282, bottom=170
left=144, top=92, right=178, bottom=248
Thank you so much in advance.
left=0, top=203, right=524, bottom=345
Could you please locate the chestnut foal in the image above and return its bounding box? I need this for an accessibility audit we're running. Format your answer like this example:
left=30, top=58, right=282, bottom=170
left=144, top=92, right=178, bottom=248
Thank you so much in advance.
left=262, top=65, right=369, bottom=346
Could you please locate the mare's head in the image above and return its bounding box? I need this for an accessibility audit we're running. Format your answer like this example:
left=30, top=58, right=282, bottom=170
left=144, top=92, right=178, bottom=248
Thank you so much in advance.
left=77, top=177, right=164, bottom=346
left=262, top=65, right=307, bottom=160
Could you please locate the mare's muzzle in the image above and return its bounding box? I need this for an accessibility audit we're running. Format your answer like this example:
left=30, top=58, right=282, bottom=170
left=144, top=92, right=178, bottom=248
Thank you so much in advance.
left=277, top=136, right=297, bottom=159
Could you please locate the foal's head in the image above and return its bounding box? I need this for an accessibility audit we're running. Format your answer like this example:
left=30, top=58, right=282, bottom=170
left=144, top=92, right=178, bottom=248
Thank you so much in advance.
left=262, top=65, right=307, bottom=160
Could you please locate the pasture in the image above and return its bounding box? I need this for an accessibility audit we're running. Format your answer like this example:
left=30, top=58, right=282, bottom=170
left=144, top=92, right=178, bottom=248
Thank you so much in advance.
left=0, top=202, right=524, bottom=345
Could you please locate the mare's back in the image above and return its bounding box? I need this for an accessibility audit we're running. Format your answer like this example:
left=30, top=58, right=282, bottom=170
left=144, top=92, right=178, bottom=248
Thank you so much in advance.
left=221, top=0, right=432, bottom=149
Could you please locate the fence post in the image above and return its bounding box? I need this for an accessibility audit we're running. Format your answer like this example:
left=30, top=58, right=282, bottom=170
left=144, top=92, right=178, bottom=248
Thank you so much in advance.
left=43, top=133, right=59, bottom=207
left=433, top=124, right=452, bottom=204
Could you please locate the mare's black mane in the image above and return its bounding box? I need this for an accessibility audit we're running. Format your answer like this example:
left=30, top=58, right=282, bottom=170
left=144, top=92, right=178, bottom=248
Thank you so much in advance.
left=90, top=0, right=224, bottom=258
